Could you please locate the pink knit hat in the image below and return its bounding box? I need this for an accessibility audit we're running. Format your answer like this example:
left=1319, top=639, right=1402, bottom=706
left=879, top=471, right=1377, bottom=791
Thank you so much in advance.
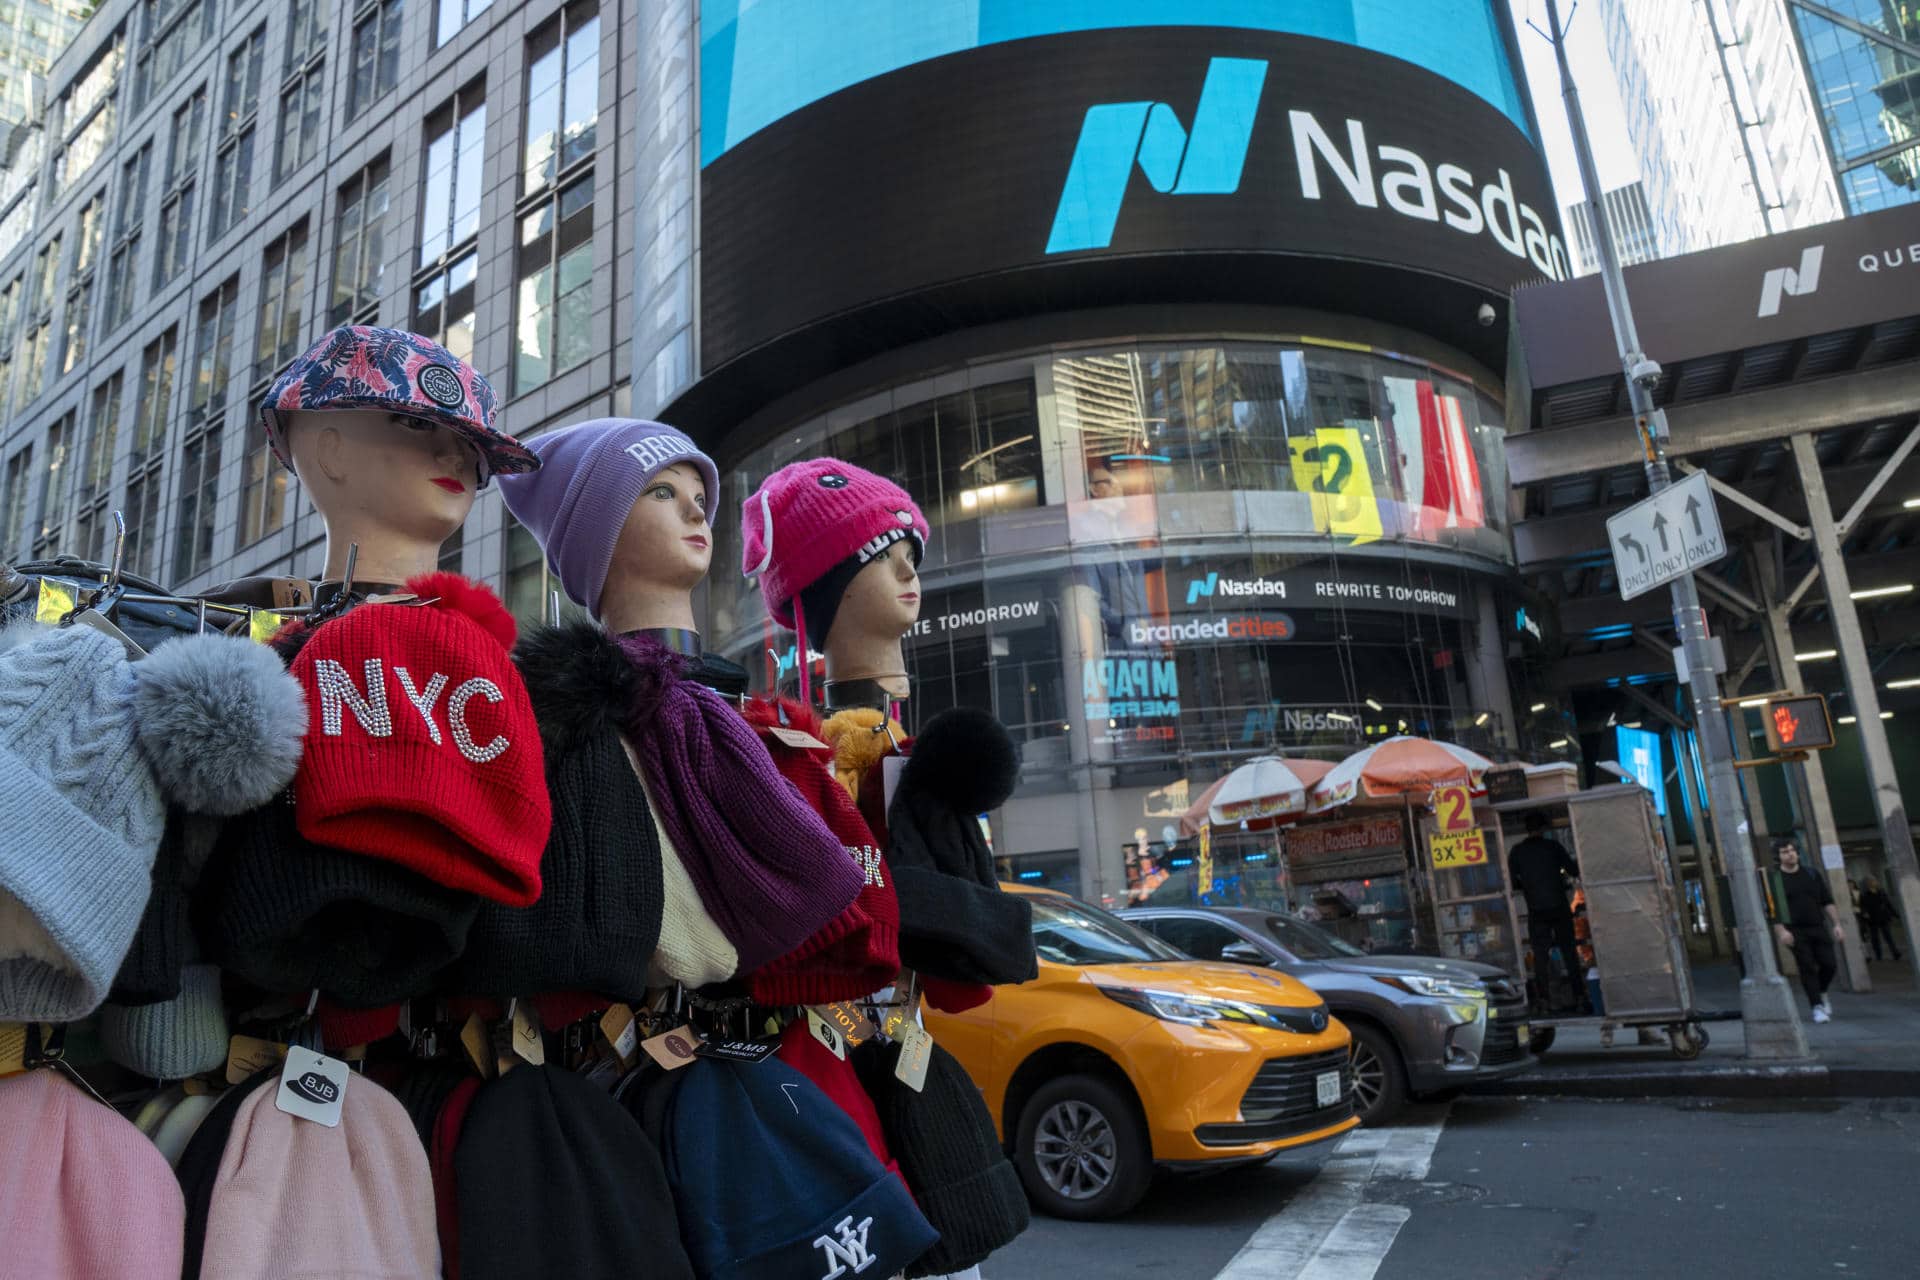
left=0, top=1069, right=186, bottom=1276
left=200, top=1071, right=440, bottom=1279
left=740, top=459, right=929, bottom=629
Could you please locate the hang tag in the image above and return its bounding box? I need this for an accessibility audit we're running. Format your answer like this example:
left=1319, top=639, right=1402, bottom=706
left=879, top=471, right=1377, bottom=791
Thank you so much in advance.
left=226, top=1034, right=287, bottom=1086
left=767, top=726, right=830, bottom=751
left=882, top=753, right=907, bottom=811
left=459, top=1013, right=495, bottom=1079
left=275, top=1046, right=349, bottom=1127
left=641, top=1024, right=702, bottom=1070
left=600, top=1005, right=640, bottom=1069
left=815, top=1002, right=878, bottom=1046
left=0, top=1023, right=29, bottom=1077
left=806, top=1009, right=847, bottom=1061
left=893, top=1024, right=933, bottom=1093
left=249, top=609, right=289, bottom=644
left=509, top=1001, right=545, bottom=1067
left=33, top=578, right=77, bottom=624
left=880, top=1003, right=911, bottom=1040
left=693, top=1036, right=779, bottom=1064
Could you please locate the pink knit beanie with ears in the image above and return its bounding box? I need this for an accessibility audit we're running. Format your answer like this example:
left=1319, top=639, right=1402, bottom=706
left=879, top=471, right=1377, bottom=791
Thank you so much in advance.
left=740, top=460, right=929, bottom=630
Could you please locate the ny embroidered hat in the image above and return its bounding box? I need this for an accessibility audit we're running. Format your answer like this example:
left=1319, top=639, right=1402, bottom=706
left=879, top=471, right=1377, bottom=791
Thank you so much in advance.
left=0, top=623, right=166, bottom=1022
left=741, top=459, right=928, bottom=632
left=0, top=1069, right=187, bottom=1277
left=497, top=418, right=721, bottom=619
left=644, top=1057, right=938, bottom=1280
left=289, top=573, right=550, bottom=906
left=260, top=325, right=535, bottom=486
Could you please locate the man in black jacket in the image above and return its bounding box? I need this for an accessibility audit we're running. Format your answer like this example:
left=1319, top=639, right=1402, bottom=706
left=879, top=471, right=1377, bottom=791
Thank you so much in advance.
left=1774, top=839, right=1844, bottom=1022
left=1508, top=812, right=1588, bottom=1014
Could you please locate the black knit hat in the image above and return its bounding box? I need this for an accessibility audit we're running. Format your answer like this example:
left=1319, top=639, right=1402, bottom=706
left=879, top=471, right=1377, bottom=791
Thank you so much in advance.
left=455, top=1064, right=693, bottom=1280
left=176, top=1064, right=277, bottom=1280
left=108, top=811, right=221, bottom=1005
left=886, top=709, right=1037, bottom=986
left=443, top=629, right=664, bottom=1001
left=193, top=792, right=479, bottom=1007
left=856, top=1038, right=1030, bottom=1276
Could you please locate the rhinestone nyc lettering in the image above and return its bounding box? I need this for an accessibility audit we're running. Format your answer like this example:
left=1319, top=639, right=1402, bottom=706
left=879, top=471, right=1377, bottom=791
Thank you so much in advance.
left=314, top=657, right=511, bottom=762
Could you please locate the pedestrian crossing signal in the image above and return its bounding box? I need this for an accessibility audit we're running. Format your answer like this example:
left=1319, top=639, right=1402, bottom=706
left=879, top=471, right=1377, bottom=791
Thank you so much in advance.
left=1762, top=693, right=1834, bottom=754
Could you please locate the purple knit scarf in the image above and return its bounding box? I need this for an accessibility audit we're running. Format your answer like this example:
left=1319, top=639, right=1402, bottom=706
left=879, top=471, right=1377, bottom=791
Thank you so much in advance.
left=614, top=634, right=863, bottom=971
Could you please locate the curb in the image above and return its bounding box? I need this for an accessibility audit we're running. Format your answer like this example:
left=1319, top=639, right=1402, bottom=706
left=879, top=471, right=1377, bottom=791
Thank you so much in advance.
left=1469, top=1064, right=1920, bottom=1100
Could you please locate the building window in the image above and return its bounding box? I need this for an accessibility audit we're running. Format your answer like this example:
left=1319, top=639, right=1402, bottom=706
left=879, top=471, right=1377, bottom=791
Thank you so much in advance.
left=503, top=514, right=549, bottom=626
left=437, top=521, right=464, bottom=573
left=50, top=40, right=122, bottom=201
left=436, top=0, right=491, bottom=46
left=76, top=372, right=123, bottom=561
left=14, top=237, right=61, bottom=417
left=156, top=86, right=207, bottom=289
left=31, top=413, right=75, bottom=559
left=0, top=275, right=18, bottom=413
left=239, top=436, right=291, bottom=546
left=414, top=85, right=483, bottom=363
left=171, top=427, right=223, bottom=579
left=190, top=276, right=239, bottom=427
left=63, top=192, right=106, bottom=376
left=210, top=28, right=265, bottom=242
left=0, top=446, right=31, bottom=562
left=104, top=144, right=150, bottom=334
left=348, top=0, right=405, bottom=120
left=256, top=221, right=311, bottom=384
left=133, top=325, right=178, bottom=463
left=523, top=1, right=598, bottom=196
left=276, top=0, right=329, bottom=185
left=331, top=156, right=390, bottom=326
left=134, top=0, right=213, bottom=113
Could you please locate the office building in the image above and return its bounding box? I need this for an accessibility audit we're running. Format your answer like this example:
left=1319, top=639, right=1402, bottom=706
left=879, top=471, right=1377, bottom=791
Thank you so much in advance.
left=0, top=0, right=93, bottom=132
left=1567, top=180, right=1662, bottom=272
left=1783, top=0, right=1920, bottom=214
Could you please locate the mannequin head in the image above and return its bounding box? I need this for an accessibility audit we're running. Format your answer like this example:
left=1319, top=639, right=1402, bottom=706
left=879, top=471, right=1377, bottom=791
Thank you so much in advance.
left=814, top=540, right=920, bottom=692
left=285, top=409, right=478, bottom=583
left=598, top=461, right=713, bottom=633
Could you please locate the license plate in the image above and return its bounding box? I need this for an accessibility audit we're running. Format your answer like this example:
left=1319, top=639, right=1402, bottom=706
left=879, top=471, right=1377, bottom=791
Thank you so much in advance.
left=1516, top=1023, right=1531, bottom=1046
left=1317, top=1070, right=1341, bottom=1108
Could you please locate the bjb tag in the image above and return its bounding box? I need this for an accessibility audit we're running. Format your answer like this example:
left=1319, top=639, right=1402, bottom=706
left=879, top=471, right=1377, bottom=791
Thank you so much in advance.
left=276, top=1046, right=349, bottom=1127
left=806, top=1009, right=847, bottom=1061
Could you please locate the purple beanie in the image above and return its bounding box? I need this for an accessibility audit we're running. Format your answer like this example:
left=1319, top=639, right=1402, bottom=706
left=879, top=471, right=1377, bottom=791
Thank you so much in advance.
left=497, top=419, right=720, bottom=619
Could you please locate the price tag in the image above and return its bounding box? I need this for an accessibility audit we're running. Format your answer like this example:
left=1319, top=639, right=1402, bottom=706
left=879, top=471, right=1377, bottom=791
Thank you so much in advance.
left=767, top=726, right=830, bottom=751
left=33, top=578, right=77, bottom=624
left=693, top=1036, right=780, bottom=1064
left=893, top=1024, right=933, bottom=1093
left=814, top=1001, right=878, bottom=1046
left=600, top=1005, right=640, bottom=1069
left=275, top=1046, right=349, bottom=1127
left=459, top=1013, right=495, bottom=1079
left=1429, top=828, right=1489, bottom=869
left=509, top=1001, right=545, bottom=1067
left=1433, top=785, right=1476, bottom=833
left=226, top=1034, right=287, bottom=1086
left=805, top=1008, right=847, bottom=1061
left=641, top=1025, right=702, bottom=1071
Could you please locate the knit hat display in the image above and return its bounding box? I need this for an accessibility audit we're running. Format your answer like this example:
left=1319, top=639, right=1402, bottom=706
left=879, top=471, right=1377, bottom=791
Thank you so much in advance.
left=741, top=458, right=929, bottom=631
left=446, top=622, right=666, bottom=1001
left=99, top=962, right=229, bottom=1079
left=777, top=1018, right=898, bottom=1178
left=0, top=1070, right=187, bottom=1277
left=195, top=793, right=480, bottom=1008
left=456, top=1064, right=692, bottom=1280
left=129, top=631, right=310, bottom=816
left=856, top=1038, right=1030, bottom=1277
left=197, top=1070, right=440, bottom=1280
left=289, top=573, right=549, bottom=906
left=176, top=1065, right=276, bottom=1279
left=497, top=418, right=721, bottom=619
left=109, top=812, right=223, bottom=1007
left=745, top=696, right=900, bottom=1005
left=0, top=623, right=166, bottom=1022
left=886, top=708, right=1038, bottom=988
left=636, top=752, right=742, bottom=988
left=430, top=1075, right=481, bottom=1279
left=260, top=324, right=534, bottom=485
left=643, top=1057, right=938, bottom=1280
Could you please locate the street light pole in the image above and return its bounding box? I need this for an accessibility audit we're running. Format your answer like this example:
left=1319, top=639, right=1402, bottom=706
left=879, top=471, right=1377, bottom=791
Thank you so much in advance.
left=1540, top=0, right=1807, bottom=1058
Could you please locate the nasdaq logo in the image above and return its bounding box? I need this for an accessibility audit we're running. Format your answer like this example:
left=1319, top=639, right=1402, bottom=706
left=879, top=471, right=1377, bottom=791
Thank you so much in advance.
left=1185, top=572, right=1218, bottom=606
left=1046, top=57, right=1268, bottom=254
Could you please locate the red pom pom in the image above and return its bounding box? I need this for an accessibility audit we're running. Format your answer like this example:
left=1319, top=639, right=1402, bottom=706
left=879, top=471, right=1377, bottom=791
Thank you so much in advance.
left=404, top=572, right=518, bottom=650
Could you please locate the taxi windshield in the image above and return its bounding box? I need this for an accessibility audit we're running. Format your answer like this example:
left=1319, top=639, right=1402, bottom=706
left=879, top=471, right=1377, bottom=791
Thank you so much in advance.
left=1029, top=895, right=1187, bottom=966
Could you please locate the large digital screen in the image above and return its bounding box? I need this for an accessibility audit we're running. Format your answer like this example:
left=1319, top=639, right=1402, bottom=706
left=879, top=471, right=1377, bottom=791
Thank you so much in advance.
left=700, top=0, right=1532, bottom=165
left=1615, top=726, right=1667, bottom=817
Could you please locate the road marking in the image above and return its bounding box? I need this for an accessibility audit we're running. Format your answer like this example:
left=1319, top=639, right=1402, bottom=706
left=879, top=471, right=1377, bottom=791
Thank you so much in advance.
left=1211, top=1108, right=1448, bottom=1280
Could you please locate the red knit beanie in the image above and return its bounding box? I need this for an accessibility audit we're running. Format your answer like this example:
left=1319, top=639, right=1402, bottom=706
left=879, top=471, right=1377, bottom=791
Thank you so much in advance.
left=290, top=573, right=549, bottom=905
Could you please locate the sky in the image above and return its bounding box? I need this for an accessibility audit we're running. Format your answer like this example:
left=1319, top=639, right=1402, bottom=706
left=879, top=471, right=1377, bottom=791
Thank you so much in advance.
left=1505, top=0, right=1644, bottom=219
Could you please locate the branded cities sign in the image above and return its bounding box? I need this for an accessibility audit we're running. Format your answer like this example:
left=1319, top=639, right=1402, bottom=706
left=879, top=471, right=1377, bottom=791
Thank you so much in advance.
left=1605, top=470, right=1726, bottom=602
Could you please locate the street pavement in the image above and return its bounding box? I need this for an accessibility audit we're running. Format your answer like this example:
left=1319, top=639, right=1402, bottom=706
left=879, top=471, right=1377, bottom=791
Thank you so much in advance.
left=990, top=1096, right=1920, bottom=1279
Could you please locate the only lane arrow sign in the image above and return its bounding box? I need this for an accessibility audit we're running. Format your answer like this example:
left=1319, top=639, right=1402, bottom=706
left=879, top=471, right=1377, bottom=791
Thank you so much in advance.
left=1651, top=510, right=1670, bottom=552
left=1619, top=532, right=1647, bottom=564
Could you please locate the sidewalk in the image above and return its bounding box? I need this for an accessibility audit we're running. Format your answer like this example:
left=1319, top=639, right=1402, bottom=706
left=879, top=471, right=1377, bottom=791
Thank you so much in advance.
left=1470, top=958, right=1920, bottom=1099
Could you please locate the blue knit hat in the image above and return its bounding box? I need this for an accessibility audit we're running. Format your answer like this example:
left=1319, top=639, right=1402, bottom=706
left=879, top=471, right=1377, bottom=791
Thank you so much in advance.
left=650, top=1057, right=938, bottom=1280
left=0, top=624, right=166, bottom=1021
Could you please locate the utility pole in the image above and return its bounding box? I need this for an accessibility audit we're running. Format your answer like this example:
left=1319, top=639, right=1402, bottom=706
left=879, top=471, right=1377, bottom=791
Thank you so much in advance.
left=1540, top=0, right=1808, bottom=1058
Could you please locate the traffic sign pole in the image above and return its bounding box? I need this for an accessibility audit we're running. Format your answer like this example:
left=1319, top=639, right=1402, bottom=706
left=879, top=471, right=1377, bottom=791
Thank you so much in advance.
left=1543, top=0, right=1807, bottom=1058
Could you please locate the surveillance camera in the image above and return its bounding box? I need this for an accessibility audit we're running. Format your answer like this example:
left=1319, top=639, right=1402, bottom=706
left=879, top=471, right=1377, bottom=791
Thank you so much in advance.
left=1476, top=302, right=1497, bottom=327
left=1629, top=358, right=1663, bottom=388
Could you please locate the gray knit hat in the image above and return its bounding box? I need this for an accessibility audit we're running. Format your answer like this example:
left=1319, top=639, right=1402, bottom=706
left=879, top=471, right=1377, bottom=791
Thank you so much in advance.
left=0, top=623, right=167, bottom=1021
left=100, top=962, right=229, bottom=1079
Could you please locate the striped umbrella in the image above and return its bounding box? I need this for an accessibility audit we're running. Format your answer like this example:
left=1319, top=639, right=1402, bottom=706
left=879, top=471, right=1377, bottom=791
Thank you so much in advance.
left=1181, top=757, right=1336, bottom=834
left=1310, top=736, right=1494, bottom=812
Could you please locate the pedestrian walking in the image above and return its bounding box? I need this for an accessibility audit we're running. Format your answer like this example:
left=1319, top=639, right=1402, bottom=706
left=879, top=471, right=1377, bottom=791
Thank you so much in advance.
left=1508, top=812, right=1589, bottom=1014
left=1772, top=839, right=1844, bottom=1023
left=1860, top=877, right=1904, bottom=962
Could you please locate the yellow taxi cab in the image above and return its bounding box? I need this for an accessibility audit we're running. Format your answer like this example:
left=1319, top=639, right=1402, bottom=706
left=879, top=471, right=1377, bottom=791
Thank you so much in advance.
left=925, top=884, right=1358, bottom=1219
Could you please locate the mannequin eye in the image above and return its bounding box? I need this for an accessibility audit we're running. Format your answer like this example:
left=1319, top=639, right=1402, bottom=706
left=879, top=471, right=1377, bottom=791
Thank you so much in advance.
left=818, top=473, right=849, bottom=489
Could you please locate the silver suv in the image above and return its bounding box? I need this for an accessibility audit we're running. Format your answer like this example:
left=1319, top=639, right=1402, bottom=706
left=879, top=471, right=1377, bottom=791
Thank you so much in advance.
left=1121, top=905, right=1533, bottom=1125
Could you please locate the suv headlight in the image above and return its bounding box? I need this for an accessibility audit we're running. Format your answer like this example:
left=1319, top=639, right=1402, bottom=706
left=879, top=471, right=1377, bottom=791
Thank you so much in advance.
left=1097, top=986, right=1332, bottom=1034
left=1377, top=974, right=1486, bottom=1001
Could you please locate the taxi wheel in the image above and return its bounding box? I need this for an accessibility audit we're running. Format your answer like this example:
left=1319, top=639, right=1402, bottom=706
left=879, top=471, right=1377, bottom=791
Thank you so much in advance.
left=1347, top=1022, right=1406, bottom=1126
left=1015, top=1074, right=1152, bottom=1220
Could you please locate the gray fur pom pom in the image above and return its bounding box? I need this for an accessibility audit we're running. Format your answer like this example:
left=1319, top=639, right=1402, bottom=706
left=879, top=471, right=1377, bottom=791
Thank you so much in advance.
left=132, top=633, right=308, bottom=814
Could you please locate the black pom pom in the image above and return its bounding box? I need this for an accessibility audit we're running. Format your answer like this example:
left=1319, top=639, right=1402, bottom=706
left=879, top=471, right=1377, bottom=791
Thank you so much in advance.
left=902, top=707, right=1020, bottom=814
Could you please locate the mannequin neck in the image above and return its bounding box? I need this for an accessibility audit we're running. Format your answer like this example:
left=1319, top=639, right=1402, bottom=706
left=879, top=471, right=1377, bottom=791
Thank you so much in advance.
left=821, top=629, right=908, bottom=690
left=619, top=626, right=703, bottom=657
left=317, top=522, right=447, bottom=588
left=312, top=579, right=402, bottom=614
left=598, top=583, right=698, bottom=636
left=825, top=677, right=907, bottom=712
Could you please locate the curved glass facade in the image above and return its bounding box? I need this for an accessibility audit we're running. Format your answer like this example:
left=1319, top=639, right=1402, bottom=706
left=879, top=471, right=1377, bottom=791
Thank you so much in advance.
left=707, top=335, right=1518, bottom=922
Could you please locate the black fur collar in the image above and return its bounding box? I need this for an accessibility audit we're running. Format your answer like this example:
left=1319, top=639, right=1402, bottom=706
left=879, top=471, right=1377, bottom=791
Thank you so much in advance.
left=513, top=621, right=636, bottom=756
